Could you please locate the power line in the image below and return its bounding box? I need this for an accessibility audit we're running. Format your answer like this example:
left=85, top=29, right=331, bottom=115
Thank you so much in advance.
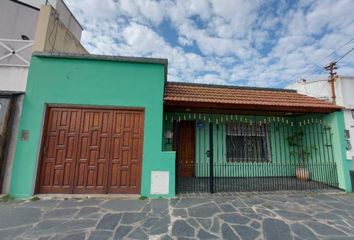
left=291, top=61, right=325, bottom=82
left=298, top=39, right=354, bottom=103
left=325, top=38, right=354, bottom=61
left=291, top=37, right=354, bottom=82
left=303, top=69, right=327, bottom=83
left=335, top=46, right=354, bottom=63
left=306, top=45, right=354, bottom=94
left=309, top=45, right=354, bottom=82
left=297, top=63, right=327, bottom=83
left=301, top=46, right=352, bottom=80
left=307, top=38, right=354, bottom=78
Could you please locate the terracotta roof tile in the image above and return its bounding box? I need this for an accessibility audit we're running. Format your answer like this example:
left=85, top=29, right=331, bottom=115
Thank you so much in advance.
left=164, top=82, right=341, bottom=113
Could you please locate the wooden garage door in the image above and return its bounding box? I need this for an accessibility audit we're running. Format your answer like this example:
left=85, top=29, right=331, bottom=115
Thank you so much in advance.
left=37, top=107, right=144, bottom=194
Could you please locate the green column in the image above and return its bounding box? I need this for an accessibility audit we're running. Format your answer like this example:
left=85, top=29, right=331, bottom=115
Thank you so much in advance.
left=324, top=111, right=352, bottom=192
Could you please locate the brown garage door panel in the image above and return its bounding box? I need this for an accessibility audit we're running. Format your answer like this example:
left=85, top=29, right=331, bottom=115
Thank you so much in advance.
left=37, top=107, right=144, bottom=194
left=73, top=110, right=112, bottom=194
left=108, top=111, right=144, bottom=194
left=38, top=108, right=82, bottom=194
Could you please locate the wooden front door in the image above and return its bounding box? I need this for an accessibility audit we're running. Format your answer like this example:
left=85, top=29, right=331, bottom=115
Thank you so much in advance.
left=37, top=106, right=144, bottom=194
left=174, top=121, right=195, bottom=177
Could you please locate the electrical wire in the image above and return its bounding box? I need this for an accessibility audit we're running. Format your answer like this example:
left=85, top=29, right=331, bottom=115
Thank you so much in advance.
left=301, top=46, right=354, bottom=95
left=311, top=45, right=354, bottom=83
left=335, top=47, right=354, bottom=64
left=291, top=37, right=354, bottom=82
left=326, top=38, right=354, bottom=61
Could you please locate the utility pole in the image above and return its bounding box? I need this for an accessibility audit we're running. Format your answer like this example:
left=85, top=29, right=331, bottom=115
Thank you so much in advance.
left=324, top=62, right=338, bottom=104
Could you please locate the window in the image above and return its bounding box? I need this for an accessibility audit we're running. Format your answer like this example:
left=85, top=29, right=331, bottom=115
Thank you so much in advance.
left=226, top=122, right=271, bottom=162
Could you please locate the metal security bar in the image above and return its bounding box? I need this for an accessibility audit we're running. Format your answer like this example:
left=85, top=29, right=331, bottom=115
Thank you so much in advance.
left=164, top=113, right=339, bottom=194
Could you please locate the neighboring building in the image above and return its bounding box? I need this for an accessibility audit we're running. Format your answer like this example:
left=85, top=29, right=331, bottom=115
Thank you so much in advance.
left=9, top=52, right=351, bottom=198
left=1, top=0, right=83, bottom=41
left=0, top=0, right=87, bottom=193
left=287, top=76, right=354, bottom=166
left=18, top=0, right=83, bottom=40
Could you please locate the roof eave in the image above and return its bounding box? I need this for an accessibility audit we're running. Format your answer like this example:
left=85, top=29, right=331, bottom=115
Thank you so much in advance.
left=163, top=100, right=342, bottom=114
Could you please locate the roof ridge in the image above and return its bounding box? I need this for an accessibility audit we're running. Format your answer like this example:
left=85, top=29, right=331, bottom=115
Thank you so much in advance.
left=164, top=82, right=341, bottom=113
left=166, top=81, right=297, bottom=93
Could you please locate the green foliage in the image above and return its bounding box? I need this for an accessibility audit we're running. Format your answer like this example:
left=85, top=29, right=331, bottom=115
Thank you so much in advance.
left=139, top=195, right=148, bottom=200
left=30, top=196, right=40, bottom=201
left=287, top=131, right=318, bottom=166
left=0, top=194, right=15, bottom=202
left=287, top=132, right=304, bottom=146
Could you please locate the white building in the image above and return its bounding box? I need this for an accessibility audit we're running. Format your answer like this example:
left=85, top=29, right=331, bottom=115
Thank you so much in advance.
left=0, top=0, right=86, bottom=193
left=287, top=76, right=354, bottom=167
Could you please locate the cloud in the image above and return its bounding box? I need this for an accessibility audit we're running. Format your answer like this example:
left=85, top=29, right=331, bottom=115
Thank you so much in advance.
left=121, top=23, right=166, bottom=54
left=64, top=0, right=354, bottom=88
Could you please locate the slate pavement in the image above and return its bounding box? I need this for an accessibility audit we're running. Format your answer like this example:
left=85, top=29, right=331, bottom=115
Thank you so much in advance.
left=1, top=191, right=354, bottom=239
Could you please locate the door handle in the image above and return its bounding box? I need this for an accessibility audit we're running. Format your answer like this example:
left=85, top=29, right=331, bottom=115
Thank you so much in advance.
left=206, top=150, right=210, bottom=158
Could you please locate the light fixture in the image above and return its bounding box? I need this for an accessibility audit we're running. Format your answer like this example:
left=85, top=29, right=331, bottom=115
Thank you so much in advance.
left=164, top=130, right=173, bottom=144
left=197, top=121, right=204, bottom=128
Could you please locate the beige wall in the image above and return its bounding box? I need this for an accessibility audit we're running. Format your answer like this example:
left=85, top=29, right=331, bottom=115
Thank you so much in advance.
left=20, top=0, right=83, bottom=40
left=33, top=5, right=87, bottom=54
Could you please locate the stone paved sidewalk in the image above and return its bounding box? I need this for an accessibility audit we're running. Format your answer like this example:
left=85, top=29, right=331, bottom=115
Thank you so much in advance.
left=1, top=192, right=354, bottom=239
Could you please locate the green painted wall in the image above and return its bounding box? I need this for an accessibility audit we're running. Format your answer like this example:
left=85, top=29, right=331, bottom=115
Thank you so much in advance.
left=322, top=111, right=352, bottom=191
left=164, top=112, right=342, bottom=188
left=164, top=113, right=296, bottom=178
left=193, top=117, right=295, bottom=178
left=10, top=55, right=176, bottom=198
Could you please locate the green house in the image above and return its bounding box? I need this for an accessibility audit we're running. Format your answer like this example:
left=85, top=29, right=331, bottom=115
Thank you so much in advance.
left=163, top=83, right=351, bottom=194
left=8, top=53, right=352, bottom=198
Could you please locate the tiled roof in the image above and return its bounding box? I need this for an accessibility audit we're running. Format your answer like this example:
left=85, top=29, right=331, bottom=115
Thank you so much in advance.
left=164, top=82, right=341, bottom=113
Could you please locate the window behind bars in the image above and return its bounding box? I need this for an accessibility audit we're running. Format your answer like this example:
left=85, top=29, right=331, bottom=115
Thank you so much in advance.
left=226, top=122, right=271, bottom=162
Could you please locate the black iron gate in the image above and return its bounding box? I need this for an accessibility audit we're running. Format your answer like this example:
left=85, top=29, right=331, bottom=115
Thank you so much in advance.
left=174, top=115, right=339, bottom=194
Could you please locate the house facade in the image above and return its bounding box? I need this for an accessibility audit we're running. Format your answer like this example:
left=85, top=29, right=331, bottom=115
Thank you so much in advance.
left=164, top=83, right=351, bottom=194
left=10, top=53, right=175, bottom=198
left=9, top=53, right=352, bottom=198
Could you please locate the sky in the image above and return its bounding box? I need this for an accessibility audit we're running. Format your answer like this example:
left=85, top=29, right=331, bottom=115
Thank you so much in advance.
left=64, top=0, right=354, bottom=88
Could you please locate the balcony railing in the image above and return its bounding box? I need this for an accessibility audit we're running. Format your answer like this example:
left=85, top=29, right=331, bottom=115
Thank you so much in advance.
left=0, top=38, right=34, bottom=67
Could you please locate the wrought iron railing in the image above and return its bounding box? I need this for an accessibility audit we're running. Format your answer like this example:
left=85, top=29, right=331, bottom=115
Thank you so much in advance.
left=176, top=163, right=338, bottom=193
left=165, top=113, right=339, bottom=193
left=0, top=38, right=34, bottom=67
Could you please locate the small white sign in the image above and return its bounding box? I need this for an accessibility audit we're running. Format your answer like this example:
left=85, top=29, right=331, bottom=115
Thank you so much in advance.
left=150, top=171, right=169, bottom=195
